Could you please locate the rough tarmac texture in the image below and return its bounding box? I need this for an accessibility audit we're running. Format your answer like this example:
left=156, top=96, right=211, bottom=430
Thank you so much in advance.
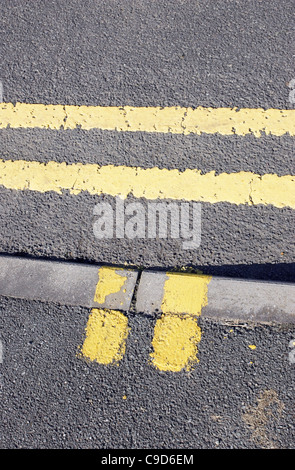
left=0, top=0, right=294, bottom=450
left=0, top=189, right=294, bottom=281
left=0, top=296, right=294, bottom=449
left=0, top=0, right=294, bottom=109
left=0, top=0, right=294, bottom=281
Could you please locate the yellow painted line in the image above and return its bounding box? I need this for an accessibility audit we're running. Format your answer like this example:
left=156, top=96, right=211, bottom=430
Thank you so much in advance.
left=161, top=273, right=212, bottom=315
left=80, top=308, right=129, bottom=365
left=0, top=159, right=294, bottom=208
left=79, top=268, right=130, bottom=364
left=150, top=315, right=202, bottom=372
left=0, top=102, right=295, bottom=136
left=150, top=274, right=212, bottom=372
left=94, top=266, right=127, bottom=304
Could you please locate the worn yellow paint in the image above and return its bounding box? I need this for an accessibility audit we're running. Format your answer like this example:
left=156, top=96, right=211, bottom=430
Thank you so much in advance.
left=161, top=273, right=212, bottom=315
left=0, top=103, right=66, bottom=129
left=0, top=102, right=295, bottom=136
left=151, top=274, right=212, bottom=372
left=80, top=308, right=129, bottom=364
left=94, top=267, right=127, bottom=304
left=248, top=344, right=257, bottom=350
left=0, top=159, right=294, bottom=208
left=150, top=315, right=202, bottom=372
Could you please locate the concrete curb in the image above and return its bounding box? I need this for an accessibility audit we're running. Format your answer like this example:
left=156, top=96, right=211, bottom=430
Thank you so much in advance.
left=0, top=256, right=294, bottom=324
left=136, top=271, right=295, bottom=324
left=0, top=256, right=138, bottom=311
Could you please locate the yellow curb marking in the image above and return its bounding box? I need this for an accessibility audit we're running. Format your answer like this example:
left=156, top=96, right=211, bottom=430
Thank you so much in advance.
left=94, top=266, right=127, bottom=304
left=151, top=314, right=202, bottom=372
left=0, top=159, right=294, bottom=208
left=1, top=102, right=295, bottom=136
left=161, top=272, right=212, bottom=315
left=151, top=274, right=212, bottom=372
left=80, top=308, right=129, bottom=365
left=80, top=267, right=129, bottom=365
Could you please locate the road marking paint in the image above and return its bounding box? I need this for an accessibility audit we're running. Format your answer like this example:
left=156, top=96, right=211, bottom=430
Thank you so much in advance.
left=80, top=308, right=129, bottom=365
left=0, top=159, right=294, bottom=208
left=0, top=103, right=294, bottom=136
left=94, top=266, right=127, bottom=304
left=150, top=315, right=202, bottom=372
left=0, top=103, right=66, bottom=129
left=151, top=274, right=212, bottom=372
left=161, top=273, right=212, bottom=315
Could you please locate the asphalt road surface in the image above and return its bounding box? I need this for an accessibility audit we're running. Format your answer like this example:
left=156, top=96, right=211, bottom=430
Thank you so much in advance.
left=0, top=0, right=294, bottom=450
left=1, top=296, right=295, bottom=449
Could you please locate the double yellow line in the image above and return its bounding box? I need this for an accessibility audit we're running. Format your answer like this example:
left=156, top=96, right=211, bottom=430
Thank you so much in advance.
left=80, top=267, right=212, bottom=372
left=0, top=102, right=294, bottom=208
left=0, top=103, right=293, bottom=372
